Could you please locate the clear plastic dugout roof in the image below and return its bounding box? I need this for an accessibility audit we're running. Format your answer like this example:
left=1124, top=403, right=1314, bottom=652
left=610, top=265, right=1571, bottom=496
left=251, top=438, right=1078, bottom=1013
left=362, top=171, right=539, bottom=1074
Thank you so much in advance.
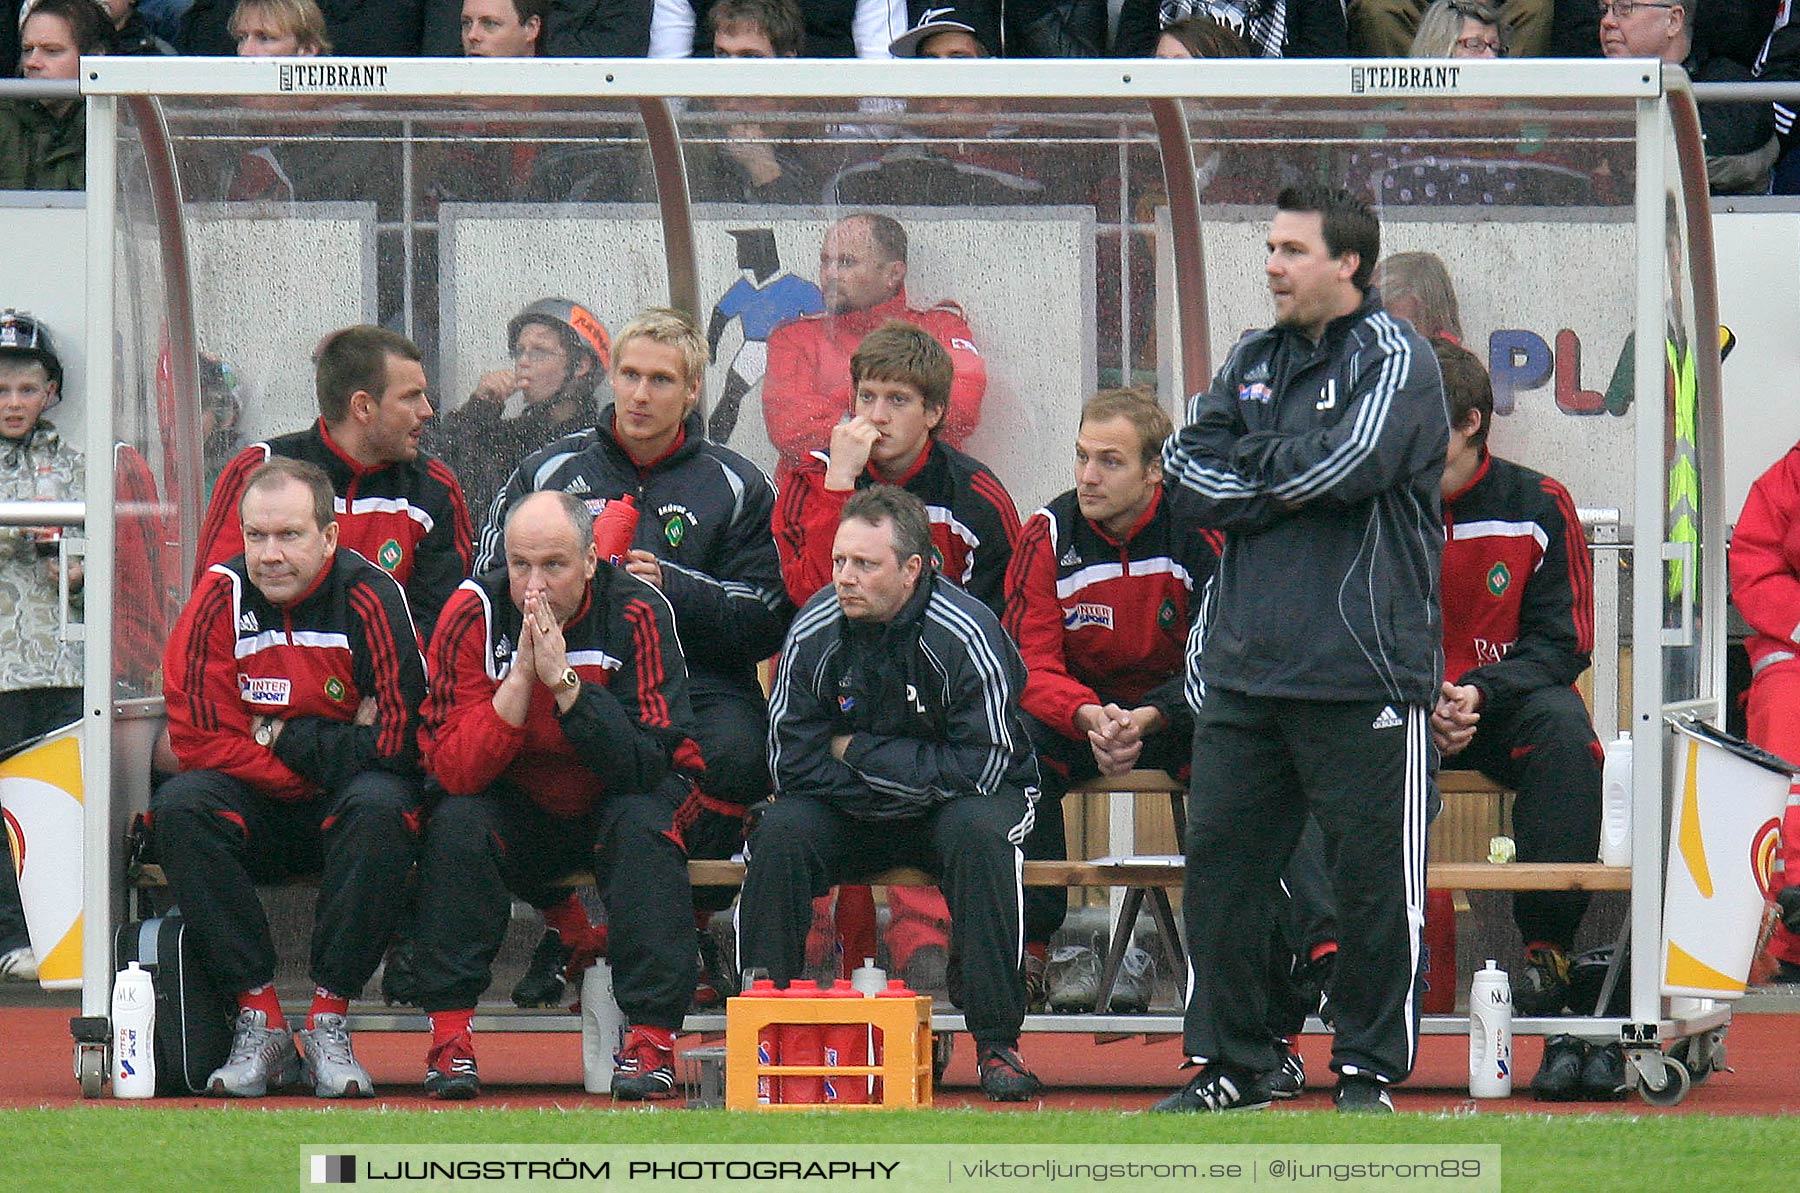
left=73, top=59, right=1720, bottom=1035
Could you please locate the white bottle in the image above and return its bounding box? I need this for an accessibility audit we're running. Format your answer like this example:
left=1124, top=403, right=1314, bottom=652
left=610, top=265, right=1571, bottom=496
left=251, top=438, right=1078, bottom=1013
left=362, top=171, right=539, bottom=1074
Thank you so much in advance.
left=1468, top=960, right=1513, bottom=1098
left=580, top=960, right=626, bottom=1094
left=111, top=961, right=156, bottom=1098
left=1599, top=732, right=1633, bottom=866
left=850, top=957, right=887, bottom=997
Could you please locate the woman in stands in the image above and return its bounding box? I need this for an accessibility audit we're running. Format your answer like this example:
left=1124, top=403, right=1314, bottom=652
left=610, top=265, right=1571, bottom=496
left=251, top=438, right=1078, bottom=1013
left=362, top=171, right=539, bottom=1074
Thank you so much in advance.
left=1409, top=0, right=1507, bottom=56
left=230, top=0, right=332, bottom=56
left=1153, top=12, right=1254, bottom=55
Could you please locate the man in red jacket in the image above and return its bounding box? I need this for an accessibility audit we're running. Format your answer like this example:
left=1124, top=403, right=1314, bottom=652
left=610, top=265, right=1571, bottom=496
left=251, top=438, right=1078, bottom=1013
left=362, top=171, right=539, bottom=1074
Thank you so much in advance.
left=1429, top=338, right=1609, bottom=1099
left=155, top=458, right=428, bottom=1100
left=762, top=213, right=985, bottom=482
left=410, top=490, right=707, bottom=1102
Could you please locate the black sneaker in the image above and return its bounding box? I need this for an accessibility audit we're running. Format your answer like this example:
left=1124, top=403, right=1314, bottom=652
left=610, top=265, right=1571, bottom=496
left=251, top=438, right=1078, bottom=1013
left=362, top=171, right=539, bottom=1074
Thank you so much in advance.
left=424, top=1031, right=480, bottom=1100
left=511, top=929, right=573, bottom=1008
left=693, top=931, right=735, bottom=1011
left=1514, top=945, right=1572, bottom=1017
left=1778, top=885, right=1800, bottom=934
left=612, top=1027, right=678, bottom=1101
left=1530, top=1034, right=1587, bottom=1101
left=1150, top=1063, right=1272, bottom=1113
left=1269, top=1040, right=1306, bottom=1100
left=1022, top=951, right=1047, bottom=1012
left=977, top=1044, right=1044, bottom=1102
left=1578, top=1041, right=1627, bottom=1101
left=380, top=938, right=422, bottom=1007
left=1332, top=1074, right=1394, bottom=1113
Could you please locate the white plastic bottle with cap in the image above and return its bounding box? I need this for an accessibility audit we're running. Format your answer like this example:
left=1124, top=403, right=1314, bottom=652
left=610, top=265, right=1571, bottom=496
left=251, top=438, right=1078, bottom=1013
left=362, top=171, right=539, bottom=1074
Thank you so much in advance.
left=581, top=960, right=626, bottom=1094
left=1599, top=732, right=1633, bottom=866
left=1468, top=960, right=1513, bottom=1098
left=850, top=957, right=887, bottom=997
left=111, top=961, right=156, bottom=1098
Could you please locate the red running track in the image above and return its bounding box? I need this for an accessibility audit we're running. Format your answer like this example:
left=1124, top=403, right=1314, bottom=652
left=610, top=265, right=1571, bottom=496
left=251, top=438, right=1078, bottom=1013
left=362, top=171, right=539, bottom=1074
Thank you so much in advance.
left=5, top=1004, right=1797, bottom=1113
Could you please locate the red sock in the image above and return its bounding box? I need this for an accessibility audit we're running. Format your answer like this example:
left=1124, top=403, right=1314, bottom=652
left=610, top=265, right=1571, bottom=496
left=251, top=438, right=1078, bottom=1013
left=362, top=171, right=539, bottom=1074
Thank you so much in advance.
left=237, top=984, right=285, bottom=1029
left=430, top=1009, right=474, bottom=1048
left=1309, top=942, right=1338, bottom=964
left=307, top=988, right=349, bottom=1029
left=542, top=894, right=591, bottom=940
left=631, top=1024, right=675, bottom=1054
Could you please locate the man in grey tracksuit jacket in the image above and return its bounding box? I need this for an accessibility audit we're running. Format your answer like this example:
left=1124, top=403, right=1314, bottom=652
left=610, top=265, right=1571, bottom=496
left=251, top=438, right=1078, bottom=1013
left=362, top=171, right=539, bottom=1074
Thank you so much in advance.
left=1156, top=186, right=1448, bottom=1114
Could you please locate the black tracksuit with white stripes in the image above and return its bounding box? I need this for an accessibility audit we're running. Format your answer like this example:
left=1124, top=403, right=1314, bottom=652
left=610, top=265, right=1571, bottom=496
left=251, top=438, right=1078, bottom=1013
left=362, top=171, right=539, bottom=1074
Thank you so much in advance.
left=1162, top=288, right=1448, bottom=1085
left=738, top=574, right=1039, bottom=1048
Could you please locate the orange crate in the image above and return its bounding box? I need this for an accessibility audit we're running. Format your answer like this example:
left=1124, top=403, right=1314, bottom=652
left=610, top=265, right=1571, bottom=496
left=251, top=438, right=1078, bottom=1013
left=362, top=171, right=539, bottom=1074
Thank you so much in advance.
left=724, top=994, right=933, bottom=1110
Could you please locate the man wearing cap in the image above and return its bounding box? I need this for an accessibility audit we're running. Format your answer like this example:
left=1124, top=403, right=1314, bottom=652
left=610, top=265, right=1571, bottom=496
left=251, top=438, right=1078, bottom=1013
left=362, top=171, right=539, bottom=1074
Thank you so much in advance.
left=762, top=212, right=985, bottom=483
left=431, top=298, right=611, bottom=519
left=0, top=309, right=83, bottom=982
left=195, top=325, right=474, bottom=641
left=887, top=0, right=1104, bottom=57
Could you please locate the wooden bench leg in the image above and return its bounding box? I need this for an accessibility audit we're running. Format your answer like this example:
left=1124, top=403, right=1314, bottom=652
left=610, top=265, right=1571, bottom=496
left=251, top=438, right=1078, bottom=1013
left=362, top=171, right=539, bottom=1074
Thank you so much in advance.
left=1147, top=888, right=1185, bottom=986
left=1095, top=886, right=1147, bottom=1012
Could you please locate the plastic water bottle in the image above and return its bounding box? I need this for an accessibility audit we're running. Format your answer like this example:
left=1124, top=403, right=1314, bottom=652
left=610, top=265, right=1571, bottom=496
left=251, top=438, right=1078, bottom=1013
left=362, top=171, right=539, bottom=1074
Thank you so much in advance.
left=1600, top=732, right=1633, bottom=866
left=1468, top=960, right=1513, bottom=1098
left=111, top=962, right=156, bottom=1098
left=580, top=960, right=626, bottom=1094
left=850, top=957, right=887, bottom=997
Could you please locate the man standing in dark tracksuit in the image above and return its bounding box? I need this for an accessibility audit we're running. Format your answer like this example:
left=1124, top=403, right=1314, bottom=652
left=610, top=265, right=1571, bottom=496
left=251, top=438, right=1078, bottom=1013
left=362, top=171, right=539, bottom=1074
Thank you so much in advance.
left=1156, top=185, right=1448, bottom=1114
left=738, top=485, right=1045, bottom=1102
left=412, top=490, right=707, bottom=1102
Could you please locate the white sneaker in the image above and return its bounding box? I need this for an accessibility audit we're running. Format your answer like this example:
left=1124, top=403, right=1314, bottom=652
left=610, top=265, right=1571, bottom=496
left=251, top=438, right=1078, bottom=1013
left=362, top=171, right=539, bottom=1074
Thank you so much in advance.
left=0, top=945, right=38, bottom=982
left=295, top=1012, right=375, bottom=1098
left=208, top=1008, right=302, bottom=1097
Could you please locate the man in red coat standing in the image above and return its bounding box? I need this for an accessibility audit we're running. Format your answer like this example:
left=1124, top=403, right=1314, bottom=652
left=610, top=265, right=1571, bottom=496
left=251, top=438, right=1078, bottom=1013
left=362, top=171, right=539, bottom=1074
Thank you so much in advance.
left=762, top=213, right=985, bottom=483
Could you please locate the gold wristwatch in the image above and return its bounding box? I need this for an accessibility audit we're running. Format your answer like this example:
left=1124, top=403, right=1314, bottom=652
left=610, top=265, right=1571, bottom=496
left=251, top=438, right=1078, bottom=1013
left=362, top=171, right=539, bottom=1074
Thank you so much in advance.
left=254, top=719, right=280, bottom=747
left=555, top=667, right=581, bottom=694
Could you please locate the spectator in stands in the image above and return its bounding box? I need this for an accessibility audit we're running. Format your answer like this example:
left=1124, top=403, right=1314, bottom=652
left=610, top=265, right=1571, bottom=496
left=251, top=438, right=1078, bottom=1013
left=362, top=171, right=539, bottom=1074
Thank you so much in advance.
left=1753, top=10, right=1800, bottom=193
left=1408, top=0, right=1506, bottom=55
left=155, top=457, right=427, bottom=1098
left=229, top=0, right=331, bottom=54
left=1002, top=389, right=1221, bottom=1010
left=1600, top=0, right=1777, bottom=193
left=178, top=0, right=421, bottom=54
left=1352, top=0, right=1527, bottom=57
left=891, top=0, right=1104, bottom=56
left=425, top=0, right=891, bottom=55
left=90, top=0, right=176, bottom=52
left=772, top=321, right=1020, bottom=990
left=687, top=0, right=836, bottom=206
left=740, top=484, right=1046, bottom=1101
left=1153, top=11, right=1253, bottom=54
left=411, top=491, right=706, bottom=1101
left=1428, top=336, right=1615, bottom=1101
left=135, top=0, right=191, bottom=41
left=0, top=310, right=83, bottom=983
left=194, top=326, right=474, bottom=641
left=429, top=298, right=609, bottom=520
left=1728, top=438, right=1800, bottom=985
left=0, top=0, right=109, bottom=191
left=762, top=214, right=985, bottom=482
left=1371, top=252, right=1464, bottom=344
left=460, top=0, right=541, bottom=54
left=475, top=308, right=792, bottom=983
left=1115, top=0, right=1346, bottom=57
left=1157, top=185, right=1445, bottom=1115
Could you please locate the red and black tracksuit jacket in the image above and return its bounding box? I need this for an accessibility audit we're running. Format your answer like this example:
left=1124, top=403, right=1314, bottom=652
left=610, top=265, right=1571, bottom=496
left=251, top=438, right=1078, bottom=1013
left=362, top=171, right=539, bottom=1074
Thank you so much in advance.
left=163, top=549, right=428, bottom=801
left=774, top=438, right=1021, bottom=616
left=421, top=565, right=707, bottom=820
left=1004, top=486, right=1222, bottom=741
left=1441, top=452, right=1594, bottom=703
left=196, top=420, right=474, bottom=639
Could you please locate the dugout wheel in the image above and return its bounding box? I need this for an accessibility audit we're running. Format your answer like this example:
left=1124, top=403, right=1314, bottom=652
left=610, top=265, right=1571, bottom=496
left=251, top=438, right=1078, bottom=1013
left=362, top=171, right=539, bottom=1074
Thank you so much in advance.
left=71, top=1017, right=109, bottom=1100
left=932, top=1032, right=954, bottom=1084
left=1669, top=1029, right=1727, bottom=1086
left=1632, top=1050, right=1691, bottom=1107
